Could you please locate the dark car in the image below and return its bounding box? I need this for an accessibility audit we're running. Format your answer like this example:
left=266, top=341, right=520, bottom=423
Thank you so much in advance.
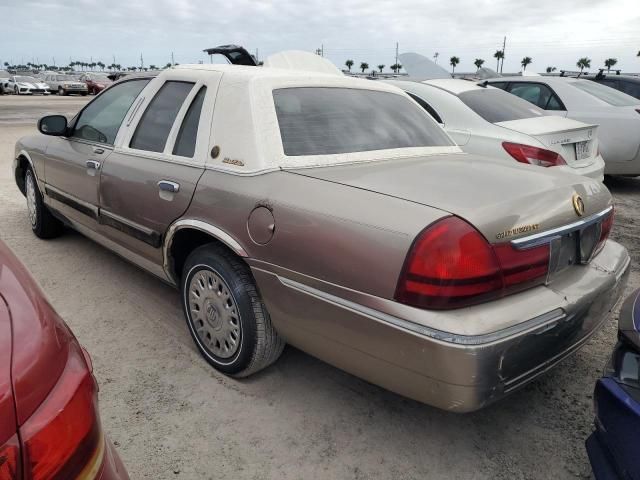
left=80, top=73, right=114, bottom=95
left=583, top=71, right=640, bottom=100
left=586, top=288, right=640, bottom=479
left=0, top=239, right=129, bottom=480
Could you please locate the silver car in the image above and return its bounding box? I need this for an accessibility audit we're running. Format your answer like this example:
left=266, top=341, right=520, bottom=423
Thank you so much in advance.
left=487, top=76, right=640, bottom=175
left=43, top=73, right=88, bottom=96
left=13, top=62, right=629, bottom=412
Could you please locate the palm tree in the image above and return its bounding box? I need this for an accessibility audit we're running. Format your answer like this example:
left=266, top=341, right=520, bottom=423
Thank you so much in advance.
left=449, top=56, right=460, bottom=74
left=546, top=66, right=557, bottom=73
left=164, top=62, right=172, bottom=69
left=345, top=59, right=354, bottom=71
left=390, top=63, right=402, bottom=73
left=521, top=56, right=532, bottom=71
left=149, top=65, right=157, bottom=70
left=473, top=58, right=485, bottom=70
left=360, top=62, right=369, bottom=73
left=494, top=50, right=504, bottom=72
left=576, top=57, right=591, bottom=73
left=604, top=58, right=617, bottom=72
left=377, top=64, right=385, bottom=73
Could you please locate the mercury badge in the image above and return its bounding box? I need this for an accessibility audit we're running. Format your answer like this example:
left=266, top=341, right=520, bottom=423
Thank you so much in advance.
left=572, top=193, right=585, bottom=217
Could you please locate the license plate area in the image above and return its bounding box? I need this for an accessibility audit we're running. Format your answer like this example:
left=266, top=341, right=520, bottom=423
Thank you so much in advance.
left=575, top=141, right=591, bottom=160
left=546, top=223, right=601, bottom=282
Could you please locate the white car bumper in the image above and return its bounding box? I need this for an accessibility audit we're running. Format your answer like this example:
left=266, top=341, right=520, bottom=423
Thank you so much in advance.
left=555, top=154, right=606, bottom=181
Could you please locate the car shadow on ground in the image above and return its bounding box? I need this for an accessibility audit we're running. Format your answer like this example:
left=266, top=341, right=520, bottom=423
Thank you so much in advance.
left=604, top=175, right=640, bottom=193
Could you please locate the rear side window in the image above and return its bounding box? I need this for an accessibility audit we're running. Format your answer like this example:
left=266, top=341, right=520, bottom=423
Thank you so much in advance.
left=458, top=89, right=545, bottom=123
left=73, top=79, right=149, bottom=145
left=508, top=83, right=564, bottom=110
left=488, top=82, right=508, bottom=90
left=406, top=93, right=443, bottom=124
left=130, top=81, right=194, bottom=153
left=569, top=80, right=639, bottom=107
left=173, top=86, right=207, bottom=158
left=619, top=81, right=640, bottom=100
left=273, top=87, right=453, bottom=156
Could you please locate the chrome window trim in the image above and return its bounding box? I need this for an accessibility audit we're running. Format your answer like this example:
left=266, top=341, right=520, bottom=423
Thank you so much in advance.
left=511, top=206, right=613, bottom=250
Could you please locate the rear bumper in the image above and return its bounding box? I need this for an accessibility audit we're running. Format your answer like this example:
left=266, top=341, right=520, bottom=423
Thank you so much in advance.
left=556, top=154, right=605, bottom=181
left=252, top=240, right=630, bottom=412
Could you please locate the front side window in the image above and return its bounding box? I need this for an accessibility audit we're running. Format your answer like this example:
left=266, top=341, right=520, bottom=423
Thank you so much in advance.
left=73, top=79, right=149, bottom=145
left=130, top=81, right=194, bottom=153
left=458, top=89, right=544, bottom=123
left=569, top=80, right=639, bottom=106
left=273, top=87, right=453, bottom=156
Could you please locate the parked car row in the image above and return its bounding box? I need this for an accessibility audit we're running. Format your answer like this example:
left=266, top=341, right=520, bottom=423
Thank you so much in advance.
left=0, top=72, right=113, bottom=95
left=6, top=47, right=640, bottom=479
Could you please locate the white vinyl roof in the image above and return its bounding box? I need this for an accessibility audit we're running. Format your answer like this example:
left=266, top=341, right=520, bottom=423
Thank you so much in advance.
left=170, top=64, right=460, bottom=174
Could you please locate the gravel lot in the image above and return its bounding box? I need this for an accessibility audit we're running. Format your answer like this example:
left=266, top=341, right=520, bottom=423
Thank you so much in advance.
left=1, top=95, right=639, bottom=479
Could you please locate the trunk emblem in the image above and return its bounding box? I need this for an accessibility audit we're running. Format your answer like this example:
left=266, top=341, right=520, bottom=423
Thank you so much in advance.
left=572, top=194, right=585, bottom=216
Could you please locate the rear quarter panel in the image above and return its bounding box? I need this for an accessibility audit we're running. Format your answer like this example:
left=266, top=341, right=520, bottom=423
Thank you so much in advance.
left=185, top=169, right=447, bottom=298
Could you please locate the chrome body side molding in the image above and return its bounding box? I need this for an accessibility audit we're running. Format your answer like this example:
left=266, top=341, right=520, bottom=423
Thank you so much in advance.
left=163, top=219, right=249, bottom=283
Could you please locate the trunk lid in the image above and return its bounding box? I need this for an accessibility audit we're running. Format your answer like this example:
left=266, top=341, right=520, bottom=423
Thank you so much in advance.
left=287, top=153, right=612, bottom=243
left=495, top=116, right=599, bottom=167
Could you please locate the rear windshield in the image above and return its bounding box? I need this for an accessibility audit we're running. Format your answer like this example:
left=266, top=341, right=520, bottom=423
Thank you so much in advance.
left=570, top=80, right=639, bottom=106
left=273, top=87, right=453, bottom=156
left=458, top=89, right=545, bottom=123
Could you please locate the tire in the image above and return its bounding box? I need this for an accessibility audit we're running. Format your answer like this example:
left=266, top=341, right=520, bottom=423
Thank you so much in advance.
left=14, top=86, right=18, bottom=95
left=25, top=168, right=63, bottom=239
left=58, top=86, right=65, bottom=96
left=181, top=244, right=284, bottom=377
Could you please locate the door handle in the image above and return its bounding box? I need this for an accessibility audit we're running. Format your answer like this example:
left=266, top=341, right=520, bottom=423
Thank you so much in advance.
left=86, top=160, right=101, bottom=169
left=158, top=180, right=180, bottom=193
left=93, top=147, right=104, bottom=155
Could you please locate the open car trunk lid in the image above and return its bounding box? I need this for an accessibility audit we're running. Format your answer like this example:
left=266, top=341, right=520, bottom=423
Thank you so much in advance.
left=495, top=116, right=599, bottom=167
left=287, top=153, right=612, bottom=243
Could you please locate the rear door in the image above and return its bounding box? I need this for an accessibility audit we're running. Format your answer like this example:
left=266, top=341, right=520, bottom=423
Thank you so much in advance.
left=97, top=71, right=219, bottom=263
left=43, top=78, right=150, bottom=229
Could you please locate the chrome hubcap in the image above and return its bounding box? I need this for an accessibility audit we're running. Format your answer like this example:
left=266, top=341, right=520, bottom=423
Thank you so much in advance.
left=188, top=269, right=241, bottom=359
left=26, top=174, right=37, bottom=226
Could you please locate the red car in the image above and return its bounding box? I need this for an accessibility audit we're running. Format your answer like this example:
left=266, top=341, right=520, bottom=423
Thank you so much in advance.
left=79, top=73, right=113, bottom=95
left=0, top=240, right=128, bottom=480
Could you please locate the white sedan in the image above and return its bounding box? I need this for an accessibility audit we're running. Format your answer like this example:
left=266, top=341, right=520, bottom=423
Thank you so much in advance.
left=386, top=78, right=605, bottom=180
left=6, top=75, right=50, bottom=95
left=486, top=76, right=640, bottom=175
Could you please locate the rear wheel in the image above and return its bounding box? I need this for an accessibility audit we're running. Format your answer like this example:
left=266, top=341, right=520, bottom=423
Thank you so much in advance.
left=181, top=244, right=284, bottom=377
left=58, top=86, right=65, bottom=96
left=25, top=168, right=63, bottom=239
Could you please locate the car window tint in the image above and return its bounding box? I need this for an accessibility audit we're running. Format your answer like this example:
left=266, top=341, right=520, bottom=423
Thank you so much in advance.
left=130, top=81, right=194, bottom=153
left=508, top=83, right=555, bottom=109
left=273, top=87, right=454, bottom=156
left=546, top=94, right=564, bottom=110
left=73, top=79, right=149, bottom=145
left=406, top=92, right=443, bottom=124
left=458, top=88, right=545, bottom=123
left=569, top=80, right=639, bottom=106
left=172, top=86, right=207, bottom=158
left=619, top=81, right=640, bottom=100
left=488, top=82, right=508, bottom=90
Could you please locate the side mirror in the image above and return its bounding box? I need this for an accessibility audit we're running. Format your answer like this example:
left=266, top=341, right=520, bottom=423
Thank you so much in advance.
left=38, top=115, right=68, bottom=136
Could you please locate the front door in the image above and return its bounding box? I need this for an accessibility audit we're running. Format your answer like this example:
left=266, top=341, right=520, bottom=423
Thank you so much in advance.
left=98, top=73, right=218, bottom=264
left=43, top=78, right=150, bottom=228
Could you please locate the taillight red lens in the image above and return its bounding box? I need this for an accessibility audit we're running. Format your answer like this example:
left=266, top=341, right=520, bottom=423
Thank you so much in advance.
left=20, top=344, right=102, bottom=480
left=395, top=217, right=549, bottom=310
left=594, top=207, right=614, bottom=257
left=0, top=435, right=21, bottom=479
left=502, top=142, right=567, bottom=167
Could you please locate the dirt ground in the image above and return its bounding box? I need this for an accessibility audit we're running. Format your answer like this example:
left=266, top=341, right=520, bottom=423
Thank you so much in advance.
left=1, top=95, right=639, bottom=479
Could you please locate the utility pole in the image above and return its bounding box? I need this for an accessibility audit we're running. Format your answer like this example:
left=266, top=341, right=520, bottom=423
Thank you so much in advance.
left=321, top=44, right=324, bottom=57
left=140, top=53, right=144, bottom=70
left=255, top=48, right=259, bottom=63
left=395, top=42, right=399, bottom=70
left=501, top=36, right=506, bottom=74
left=171, top=52, right=175, bottom=66
left=434, top=52, right=439, bottom=64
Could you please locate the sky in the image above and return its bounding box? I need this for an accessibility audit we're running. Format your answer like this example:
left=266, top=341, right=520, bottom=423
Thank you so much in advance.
left=2, top=0, right=640, bottom=73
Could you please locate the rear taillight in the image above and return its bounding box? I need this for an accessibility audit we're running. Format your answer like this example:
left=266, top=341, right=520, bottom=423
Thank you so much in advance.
left=20, top=344, right=102, bottom=480
left=395, top=217, right=549, bottom=310
left=594, top=207, right=615, bottom=258
left=0, top=435, right=21, bottom=479
left=502, top=142, right=567, bottom=167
